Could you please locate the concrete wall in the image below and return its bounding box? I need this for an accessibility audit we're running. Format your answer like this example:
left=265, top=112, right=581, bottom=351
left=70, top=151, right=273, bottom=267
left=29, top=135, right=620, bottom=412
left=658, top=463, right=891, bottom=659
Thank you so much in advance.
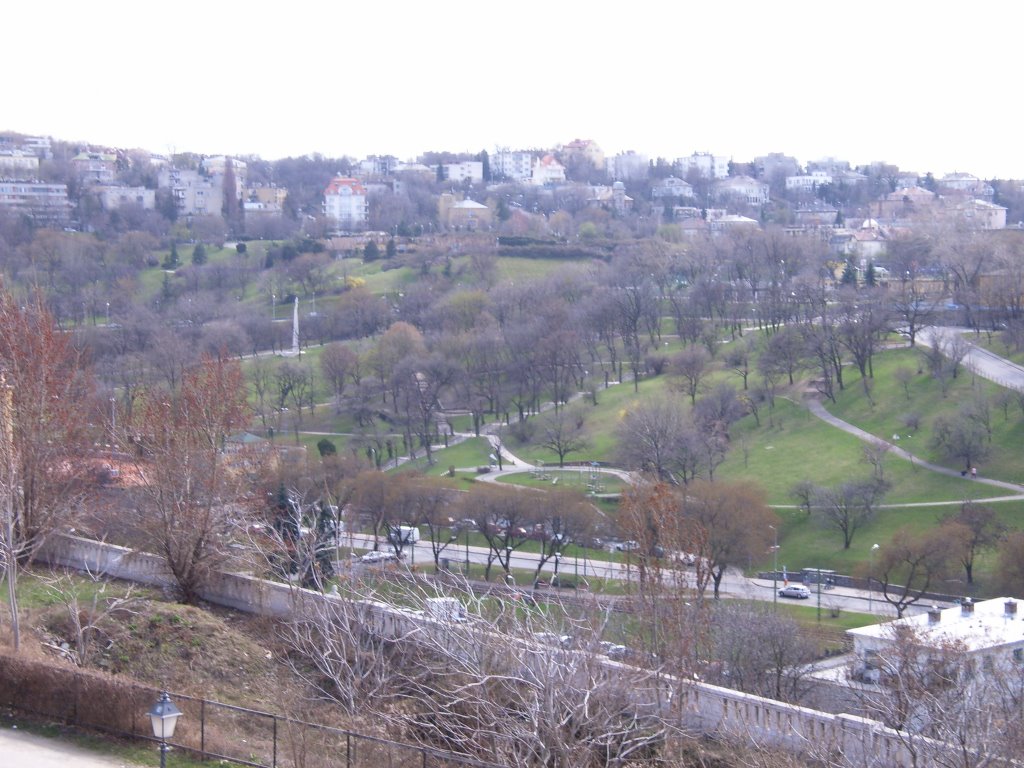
left=36, top=534, right=955, bottom=767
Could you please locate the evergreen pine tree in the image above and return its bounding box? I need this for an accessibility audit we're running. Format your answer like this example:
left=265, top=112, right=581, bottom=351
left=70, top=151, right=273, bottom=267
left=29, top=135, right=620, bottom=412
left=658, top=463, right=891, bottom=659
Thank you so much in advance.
left=161, top=242, right=179, bottom=269
left=840, top=261, right=858, bottom=286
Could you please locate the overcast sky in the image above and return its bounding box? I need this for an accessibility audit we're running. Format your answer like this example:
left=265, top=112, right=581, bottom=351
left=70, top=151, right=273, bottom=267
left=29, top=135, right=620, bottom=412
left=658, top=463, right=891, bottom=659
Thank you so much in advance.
left=5, top=1, right=1022, bottom=178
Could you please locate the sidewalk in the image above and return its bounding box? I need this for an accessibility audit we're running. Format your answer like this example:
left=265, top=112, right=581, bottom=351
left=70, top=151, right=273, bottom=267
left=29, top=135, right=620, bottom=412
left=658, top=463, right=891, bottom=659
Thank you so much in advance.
left=0, top=726, right=146, bottom=767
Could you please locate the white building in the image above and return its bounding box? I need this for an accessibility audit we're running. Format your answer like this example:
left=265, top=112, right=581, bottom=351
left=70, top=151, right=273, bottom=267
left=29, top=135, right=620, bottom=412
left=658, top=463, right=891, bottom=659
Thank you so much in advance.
left=939, top=172, right=984, bottom=192
left=0, top=180, right=70, bottom=223
left=0, top=149, right=39, bottom=176
left=786, top=171, right=833, bottom=191
left=715, top=175, right=769, bottom=205
left=652, top=176, right=695, bottom=199
left=607, top=150, right=648, bottom=181
left=957, top=198, right=1007, bottom=230
left=848, top=598, right=1024, bottom=684
left=158, top=168, right=222, bottom=217
left=72, top=152, right=117, bottom=184
left=21, top=136, right=52, bottom=159
left=492, top=148, right=534, bottom=181
left=357, top=155, right=399, bottom=177
left=676, top=151, right=730, bottom=180
left=97, top=185, right=156, bottom=210
left=202, top=156, right=247, bottom=184
left=531, top=154, right=566, bottom=186
left=443, top=161, right=483, bottom=184
left=323, top=176, right=368, bottom=229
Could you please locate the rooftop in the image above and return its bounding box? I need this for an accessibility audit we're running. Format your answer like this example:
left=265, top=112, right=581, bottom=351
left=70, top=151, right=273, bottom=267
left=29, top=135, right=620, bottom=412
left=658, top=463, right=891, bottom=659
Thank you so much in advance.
left=848, top=597, right=1024, bottom=653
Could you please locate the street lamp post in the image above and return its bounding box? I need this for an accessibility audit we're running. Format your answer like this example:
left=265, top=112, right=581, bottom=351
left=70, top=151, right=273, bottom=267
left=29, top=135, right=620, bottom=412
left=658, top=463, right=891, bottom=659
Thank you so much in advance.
left=816, top=567, right=823, bottom=623
left=105, top=301, right=110, bottom=326
left=869, top=543, right=880, bottom=613
left=464, top=529, right=470, bottom=576
left=148, top=691, right=182, bottom=768
left=505, top=546, right=513, bottom=584
left=769, top=524, right=778, bottom=609
left=271, top=293, right=276, bottom=320
left=110, top=396, right=116, bottom=436
left=447, top=534, right=457, bottom=573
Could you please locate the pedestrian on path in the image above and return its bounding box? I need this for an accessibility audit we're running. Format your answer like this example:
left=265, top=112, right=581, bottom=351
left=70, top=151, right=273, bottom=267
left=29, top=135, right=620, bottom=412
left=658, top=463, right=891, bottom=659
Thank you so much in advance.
left=971, top=466, right=978, bottom=479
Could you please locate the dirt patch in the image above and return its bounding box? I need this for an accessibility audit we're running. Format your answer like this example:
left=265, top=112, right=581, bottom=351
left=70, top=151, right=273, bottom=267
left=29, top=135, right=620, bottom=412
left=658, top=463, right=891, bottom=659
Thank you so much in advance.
left=33, top=594, right=280, bottom=706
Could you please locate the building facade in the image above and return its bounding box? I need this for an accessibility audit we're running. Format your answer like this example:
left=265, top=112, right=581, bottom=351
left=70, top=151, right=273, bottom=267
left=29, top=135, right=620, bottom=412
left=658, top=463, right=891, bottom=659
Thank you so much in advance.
left=676, top=151, right=730, bottom=180
left=442, top=161, right=484, bottom=184
left=492, top=148, right=534, bottom=181
left=0, top=150, right=39, bottom=176
left=158, top=168, right=223, bottom=217
left=0, top=180, right=70, bottom=223
left=323, top=176, right=368, bottom=229
left=97, top=185, right=156, bottom=210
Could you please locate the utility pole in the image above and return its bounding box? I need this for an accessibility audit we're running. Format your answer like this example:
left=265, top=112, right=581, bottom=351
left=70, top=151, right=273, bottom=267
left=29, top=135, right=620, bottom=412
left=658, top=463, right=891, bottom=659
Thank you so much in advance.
left=816, top=567, right=822, bottom=624
left=869, top=543, right=879, bottom=613
left=769, top=524, right=778, bottom=610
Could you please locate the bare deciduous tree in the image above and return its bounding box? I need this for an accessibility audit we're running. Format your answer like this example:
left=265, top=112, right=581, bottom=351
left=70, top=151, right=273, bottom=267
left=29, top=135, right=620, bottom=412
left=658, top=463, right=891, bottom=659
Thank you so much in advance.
left=876, top=527, right=953, bottom=618
left=810, top=478, right=888, bottom=550
left=539, top=403, right=589, bottom=468
left=130, top=355, right=251, bottom=603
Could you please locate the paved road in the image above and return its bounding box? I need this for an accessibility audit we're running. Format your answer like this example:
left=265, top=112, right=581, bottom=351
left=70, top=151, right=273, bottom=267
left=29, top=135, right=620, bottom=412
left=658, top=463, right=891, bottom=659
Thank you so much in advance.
left=919, top=326, right=1024, bottom=391
left=0, top=726, right=145, bottom=767
left=344, top=532, right=929, bottom=617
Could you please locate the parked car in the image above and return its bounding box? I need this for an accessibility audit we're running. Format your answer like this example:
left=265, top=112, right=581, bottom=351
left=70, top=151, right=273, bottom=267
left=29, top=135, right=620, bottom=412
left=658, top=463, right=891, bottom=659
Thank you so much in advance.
left=599, top=641, right=629, bottom=660
left=778, top=584, right=811, bottom=599
left=613, top=540, right=639, bottom=552
left=532, top=632, right=573, bottom=648
left=360, top=550, right=398, bottom=564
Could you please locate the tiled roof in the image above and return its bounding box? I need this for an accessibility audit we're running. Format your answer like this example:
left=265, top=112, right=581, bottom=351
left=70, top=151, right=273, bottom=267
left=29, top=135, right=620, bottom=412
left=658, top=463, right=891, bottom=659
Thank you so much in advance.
left=325, top=177, right=366, bottom=195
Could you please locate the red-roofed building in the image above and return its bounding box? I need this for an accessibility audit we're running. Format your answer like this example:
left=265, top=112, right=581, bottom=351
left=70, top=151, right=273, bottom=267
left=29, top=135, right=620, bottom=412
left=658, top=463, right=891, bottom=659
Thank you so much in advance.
left=324, top=176, right=368, bottom=229
left=531, top=154, right=566, bottom=186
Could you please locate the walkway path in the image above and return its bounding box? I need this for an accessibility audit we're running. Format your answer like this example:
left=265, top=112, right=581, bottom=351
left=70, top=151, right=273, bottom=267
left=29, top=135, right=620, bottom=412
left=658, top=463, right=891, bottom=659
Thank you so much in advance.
left=804, top=398, right=1024, bottom=496
left=0, top=726, right=143, bottom=767
left=802, top=327, right=1024, bottom=499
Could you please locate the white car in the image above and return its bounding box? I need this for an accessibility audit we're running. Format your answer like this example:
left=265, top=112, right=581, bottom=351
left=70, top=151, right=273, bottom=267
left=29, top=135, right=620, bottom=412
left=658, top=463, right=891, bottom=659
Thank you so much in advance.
left=360, top=550, right=398, bottom=564
left=778, top=584, right=811, bottom=599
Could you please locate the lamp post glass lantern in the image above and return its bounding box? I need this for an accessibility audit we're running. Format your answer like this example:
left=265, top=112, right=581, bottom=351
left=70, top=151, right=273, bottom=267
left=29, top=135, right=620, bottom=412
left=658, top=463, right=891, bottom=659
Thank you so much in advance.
left=149, top=691, right=182, bottom=768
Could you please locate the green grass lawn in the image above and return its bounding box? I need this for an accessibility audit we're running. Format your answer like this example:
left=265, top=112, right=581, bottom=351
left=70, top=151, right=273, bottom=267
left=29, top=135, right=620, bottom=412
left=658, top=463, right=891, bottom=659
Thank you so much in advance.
left=501, top=375, right=676, bottom=465
left=715, top=397, right=1000, bottom=505
left=755, top=499, right=1024, bottom=597
left=495, top=469, right=627, bottom=495
left=394, top=437, right=494, bottom=475
left=826, top=347, right=1024, bottom=483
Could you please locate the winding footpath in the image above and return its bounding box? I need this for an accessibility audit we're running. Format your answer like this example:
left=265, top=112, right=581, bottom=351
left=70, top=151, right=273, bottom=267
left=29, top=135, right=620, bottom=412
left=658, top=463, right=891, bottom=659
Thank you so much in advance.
left=803, top=327, right=1024, bottom=503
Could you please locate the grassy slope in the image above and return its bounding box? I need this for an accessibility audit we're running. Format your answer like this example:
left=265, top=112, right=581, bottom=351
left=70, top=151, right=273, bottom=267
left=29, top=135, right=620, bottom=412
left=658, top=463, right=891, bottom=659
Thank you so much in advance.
left=827, top=346, right=1024, bottom=482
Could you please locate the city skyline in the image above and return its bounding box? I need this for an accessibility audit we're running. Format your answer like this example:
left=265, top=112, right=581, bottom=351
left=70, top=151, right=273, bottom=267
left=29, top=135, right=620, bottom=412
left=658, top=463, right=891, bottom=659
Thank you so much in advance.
left=5, top=1, right=1023, bottom=178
